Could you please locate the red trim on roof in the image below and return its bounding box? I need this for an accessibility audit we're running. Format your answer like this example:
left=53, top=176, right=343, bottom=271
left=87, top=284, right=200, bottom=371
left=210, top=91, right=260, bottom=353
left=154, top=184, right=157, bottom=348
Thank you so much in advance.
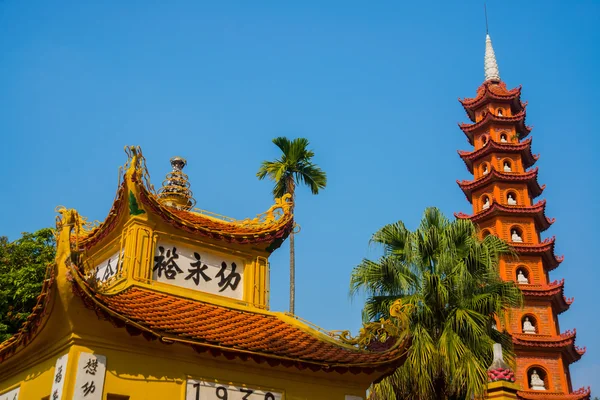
left=457, top=138, right=539, bottom=173
left=455, top=200, right=554, bottom=232
left=511, top=237, right=563, bottom=271
left=459, top=108, right=532, bottom=145
left=520, top=279, right=573, bottom=314
left=517, top=387, right=591, bottom=400
left=512, top=330, right=585, bottom=364
left=457, top=168, right=545, bottom=201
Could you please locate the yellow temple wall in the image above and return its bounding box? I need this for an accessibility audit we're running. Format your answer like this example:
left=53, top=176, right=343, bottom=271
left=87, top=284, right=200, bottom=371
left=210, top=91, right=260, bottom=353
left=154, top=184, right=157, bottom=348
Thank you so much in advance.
left=1, top=337, right=371, bottom=400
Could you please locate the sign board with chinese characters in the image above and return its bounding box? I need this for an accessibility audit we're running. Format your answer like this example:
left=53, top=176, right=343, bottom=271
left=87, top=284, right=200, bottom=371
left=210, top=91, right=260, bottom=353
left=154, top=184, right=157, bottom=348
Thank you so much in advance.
left=73, top=352, right=107, bottom=400
left=0, top=387, right=19, bottom=400
left=152, top=242, right=245, bottom=300
left=50, top=353, right=69, bottom=400
left=93, top=252, right=122, bottom=283
left=186, top=380, right=282, bottom=400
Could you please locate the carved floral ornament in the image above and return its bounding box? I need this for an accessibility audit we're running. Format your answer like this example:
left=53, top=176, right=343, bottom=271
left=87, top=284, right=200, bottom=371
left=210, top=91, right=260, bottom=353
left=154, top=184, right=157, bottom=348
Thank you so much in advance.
left=329, top=299, right=412, bottom=350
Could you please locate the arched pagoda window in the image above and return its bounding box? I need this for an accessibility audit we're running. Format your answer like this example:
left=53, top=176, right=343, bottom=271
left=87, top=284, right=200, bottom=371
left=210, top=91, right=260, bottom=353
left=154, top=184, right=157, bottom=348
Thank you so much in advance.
left=521, top=314, right=537, bottom=334
left=481, top=195, right=491, bottom=210
left=510, top=226, right=524, bottom=243
left=506, top=191, right=518, bottom=205
left=527, top=367, right=549, bottom=391
left=516, top=266, right=530, bottom=284
left=500, top=132, right=508, bottom=143
left=481, top=162, right=490, bottom=176
left=503, top=160, right=513, bottom=172
left=481, top=229, right=492, bottom=239
left=497, top=108, right=504, bottom=116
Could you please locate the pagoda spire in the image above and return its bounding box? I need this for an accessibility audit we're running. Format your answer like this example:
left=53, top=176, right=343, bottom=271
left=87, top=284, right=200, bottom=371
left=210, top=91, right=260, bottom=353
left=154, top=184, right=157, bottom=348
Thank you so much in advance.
left=484, top=34, right=501, bottom=82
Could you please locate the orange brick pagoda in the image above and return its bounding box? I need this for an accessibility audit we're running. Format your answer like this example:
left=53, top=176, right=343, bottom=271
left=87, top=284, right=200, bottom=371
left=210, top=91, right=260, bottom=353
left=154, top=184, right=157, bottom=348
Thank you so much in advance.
left=455, top=34, right=590, bottom=399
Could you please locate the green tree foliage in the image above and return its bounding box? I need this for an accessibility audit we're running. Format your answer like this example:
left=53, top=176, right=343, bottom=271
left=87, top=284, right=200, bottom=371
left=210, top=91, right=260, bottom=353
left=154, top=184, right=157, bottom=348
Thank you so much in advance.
left=350, top=208, right=522, bottom=400
left=257, top=137, right=327, bottom=314
left=0, top=228, right=55, bottom=342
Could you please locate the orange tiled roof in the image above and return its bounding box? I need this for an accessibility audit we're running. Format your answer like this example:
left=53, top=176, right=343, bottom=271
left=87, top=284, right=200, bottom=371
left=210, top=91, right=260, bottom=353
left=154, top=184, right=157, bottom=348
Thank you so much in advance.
left=71, top=275, right=406, bottom=374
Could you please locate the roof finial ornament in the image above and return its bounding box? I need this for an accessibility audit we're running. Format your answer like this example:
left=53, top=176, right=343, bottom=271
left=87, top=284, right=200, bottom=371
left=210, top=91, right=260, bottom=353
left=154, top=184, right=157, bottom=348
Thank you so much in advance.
left=157, top=156, right=196, bottom=210
left=483, top=4, right=501, bottom=82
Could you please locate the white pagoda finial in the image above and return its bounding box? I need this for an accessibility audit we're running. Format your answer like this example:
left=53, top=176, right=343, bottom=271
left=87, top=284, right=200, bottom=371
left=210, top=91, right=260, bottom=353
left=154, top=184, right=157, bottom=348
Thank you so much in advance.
left=484, top=34, right=501, bottom=82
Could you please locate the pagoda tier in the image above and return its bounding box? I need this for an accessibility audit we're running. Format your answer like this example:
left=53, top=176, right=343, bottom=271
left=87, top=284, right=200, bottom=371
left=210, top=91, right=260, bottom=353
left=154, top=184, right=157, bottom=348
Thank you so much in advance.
left=457, top=168, right=545, bottom=202
left=520, top=279, right=574, bottom=314
left=455, top=200, right=555, bottom=232
left=512, top=329, right=586, bottom=364
left=459, top=108, right=532, bottom=145
left=458, top=138, right=539, bottom=173
left=511, top=237, right=564, bottom=271
left=517, top=387, right=591, bottom=400
left=459, top=81, right=523, bottom=121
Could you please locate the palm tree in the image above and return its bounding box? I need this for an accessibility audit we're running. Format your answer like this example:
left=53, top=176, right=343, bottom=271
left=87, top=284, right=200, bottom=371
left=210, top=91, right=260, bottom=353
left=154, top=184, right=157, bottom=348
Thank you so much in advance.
left=257, top=137, right=327, bottom=314
left=350, top=207, right=522, bottom=400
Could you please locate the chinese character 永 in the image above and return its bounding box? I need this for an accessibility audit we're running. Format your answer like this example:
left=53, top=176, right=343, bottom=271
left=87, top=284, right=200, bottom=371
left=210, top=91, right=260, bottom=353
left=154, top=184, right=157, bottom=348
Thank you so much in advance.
left=185, top=252, right=212, bottom=286
left=216, top=262, right=241, bottom=292
left=153, top=246, right=183, bottom=279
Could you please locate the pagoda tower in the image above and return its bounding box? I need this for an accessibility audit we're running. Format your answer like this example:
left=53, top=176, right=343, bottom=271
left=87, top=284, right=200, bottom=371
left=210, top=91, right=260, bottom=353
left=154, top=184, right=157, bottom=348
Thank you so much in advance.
left=455, top=34, right=590, bottom=399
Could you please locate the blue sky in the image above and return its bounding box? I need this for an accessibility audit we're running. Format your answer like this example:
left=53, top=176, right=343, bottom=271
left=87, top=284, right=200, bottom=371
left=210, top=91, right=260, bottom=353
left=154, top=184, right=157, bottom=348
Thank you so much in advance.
left=1, top=0, right=598, bottom=392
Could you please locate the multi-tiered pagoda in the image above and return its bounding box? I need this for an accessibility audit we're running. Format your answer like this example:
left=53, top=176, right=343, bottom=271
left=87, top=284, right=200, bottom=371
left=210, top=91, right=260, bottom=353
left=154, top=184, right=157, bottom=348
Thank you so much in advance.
left=455, top=34, right=590, bottom=399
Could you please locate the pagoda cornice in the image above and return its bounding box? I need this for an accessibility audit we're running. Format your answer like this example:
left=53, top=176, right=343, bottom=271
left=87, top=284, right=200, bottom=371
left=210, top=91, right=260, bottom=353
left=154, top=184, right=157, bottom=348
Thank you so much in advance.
left=455, top=200, right=554, bottom=232
left=459, top=107, right=531, bottom=145
left=457, top=168, right=545, bottom=202
left=512, top=329, right=586, bottom=364
left=517, top=387, right=591, bottom=400
left=519, top=279, right=574, bottom=314
left=458, top=138, right=539, bottom=173
left=511, top=236, right=564, bottom=271
left=459, top=81, right=523, bottom=122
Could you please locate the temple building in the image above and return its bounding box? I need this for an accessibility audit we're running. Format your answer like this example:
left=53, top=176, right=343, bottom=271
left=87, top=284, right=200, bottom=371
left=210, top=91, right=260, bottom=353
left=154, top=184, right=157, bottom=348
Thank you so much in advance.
left=456, top=34, right=590, bottom=399
left=0, top=147, right=407, bottom=400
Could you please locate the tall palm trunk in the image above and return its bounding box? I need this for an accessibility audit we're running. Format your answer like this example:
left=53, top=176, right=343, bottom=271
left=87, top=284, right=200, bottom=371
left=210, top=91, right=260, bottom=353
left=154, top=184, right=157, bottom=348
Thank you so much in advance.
left=289, top=231, right=295, bottom=314
left=287, top=179, right=296, bottom=314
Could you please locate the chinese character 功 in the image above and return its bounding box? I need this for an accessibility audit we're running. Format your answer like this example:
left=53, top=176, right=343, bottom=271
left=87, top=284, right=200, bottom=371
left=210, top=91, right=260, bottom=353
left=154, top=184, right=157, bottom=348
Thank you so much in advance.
left=216, top=262, right=241, bottom=292
left=185, top=252, right=212, bottom=285
left=81, top=381, right=96, bottom=397
left=153, top=246, right=183, bottom=280
left=55, top=365, right=63, bottom=383
left=84, top=358, right=98, bottom=375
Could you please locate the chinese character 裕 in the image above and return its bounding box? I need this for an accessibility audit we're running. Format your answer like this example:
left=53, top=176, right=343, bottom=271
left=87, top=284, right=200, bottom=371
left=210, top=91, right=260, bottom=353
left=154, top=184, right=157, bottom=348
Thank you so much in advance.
left=216, top=262, right=241, bottom=292
left=153, top=246, right=183, bottom=279
left=84, top=358, right=98, bottom=375
left=55, top=365, right=63, bottom=383
left=81, top=381, right=96, bottom=397
left=185, top=252, right=212, bottom=286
